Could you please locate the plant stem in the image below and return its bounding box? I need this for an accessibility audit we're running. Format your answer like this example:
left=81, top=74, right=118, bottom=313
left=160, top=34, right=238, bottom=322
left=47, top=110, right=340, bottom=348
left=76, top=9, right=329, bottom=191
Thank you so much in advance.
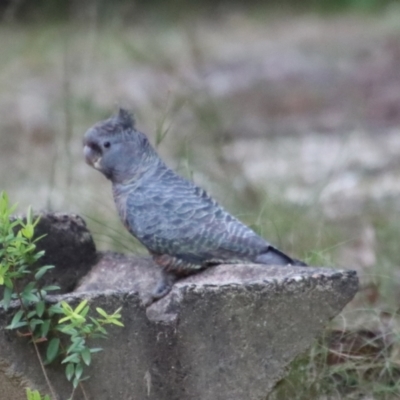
left=32, top=339, right=59, bottom=400
left=12, top=277, right=59, bottom=400
left=79, top=382, right=90, bottom=400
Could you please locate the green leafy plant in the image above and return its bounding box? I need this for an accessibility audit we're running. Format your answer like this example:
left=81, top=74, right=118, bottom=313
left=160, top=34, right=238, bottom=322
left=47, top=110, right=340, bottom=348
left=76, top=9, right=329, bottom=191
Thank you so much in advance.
left=0, top=191, right=124, bottom=400
left=54, top=300, right=123, bottom=390
left=26, top=388, right=51, bottom=400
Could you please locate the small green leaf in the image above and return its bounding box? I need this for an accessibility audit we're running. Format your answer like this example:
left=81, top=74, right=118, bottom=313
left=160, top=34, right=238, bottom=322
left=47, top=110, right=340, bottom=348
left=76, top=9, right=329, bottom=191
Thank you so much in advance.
left=58, top=315, right=73, bottom=324
left=26, top=388, right=43, bottom=400
left=29, top=318, right=43, bottom=331
left=21, top=224, right=34, bottom=240
left=80, top=305, right=90, bottom=318
left=40, top=319, right=51, bottom=337
left=7, top=309, right=24, bottom=329
left=61, top=301, right=73, bottom=314
left=23, top=243, right=36, bottom=254
left=89, top=347, right=103, bottom=353
left=34, top=265, right=54, bottom=280
left=36, top=301, right=45, bottom=317
left=81, top=324, right=94, bottom=335
left=97, top=326, right=107, bottom=335
left=89, top=317, right=101, bottom=326
left=23, top=281, right=36, bottom=292
left=2, top=286, right=12, bottom=310
left=42, top=285, right=60, bottom=292
left=91, top=333, right=108, bottom=339
left=46, top=338, right=60, bottom=363
left=81, top=348, right=91, bottom=366
left=21, top=292, right=39, bottom=303
left=75, top=300, right=88, bottom=315
left=32, top=215, right=41, bottom=228
left=109, top=319, right=124, bottom=327
left=48, top=304, right=63, bottom=315
left=25, top=388, right=33, bottom=400
left=9, top=219, right=20, bottom=229
left=72, top=376, right=80, bottom=388
left=56, top=325, right=77, bottom=335
left=26, top=206, right=33, bottom=225
left=113, top=307, right=122, bottom=315
left=62, top=353, right=80, bottom=364
left=4, top=277, right=13, bottom=289
left=67, top=337, right=85, bottom=354
left=33, top=250, right=45, bottom=260
left=7, top=320, right=28, bottom=329
left=75, top=362, right=83, bottom=380
left=8, top=202, right=18, bottom=215
left=63, top=314, right=85, bottom=325
left=65, top=362, right=74, bottom=381
left=96, top=307, right=108, bottom=318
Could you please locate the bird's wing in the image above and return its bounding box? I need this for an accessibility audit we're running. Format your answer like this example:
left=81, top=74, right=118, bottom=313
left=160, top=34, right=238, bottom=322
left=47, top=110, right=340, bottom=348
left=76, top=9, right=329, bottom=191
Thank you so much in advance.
left=124, top=170, right=269, bottom=264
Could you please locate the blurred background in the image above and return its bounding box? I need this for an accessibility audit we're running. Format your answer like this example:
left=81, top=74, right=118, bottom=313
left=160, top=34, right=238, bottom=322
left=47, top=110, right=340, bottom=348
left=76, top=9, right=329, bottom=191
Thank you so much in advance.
left=1, top=0, right=400, bottom=398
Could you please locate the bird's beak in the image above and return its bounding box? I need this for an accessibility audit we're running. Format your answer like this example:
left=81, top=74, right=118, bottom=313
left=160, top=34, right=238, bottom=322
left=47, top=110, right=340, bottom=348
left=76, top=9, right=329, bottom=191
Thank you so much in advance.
left=83, top=145, right=102, bottom=169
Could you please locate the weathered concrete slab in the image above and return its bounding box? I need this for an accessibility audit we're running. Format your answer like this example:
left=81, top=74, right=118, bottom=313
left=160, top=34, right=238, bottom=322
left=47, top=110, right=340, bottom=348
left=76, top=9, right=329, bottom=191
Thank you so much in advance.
left=0, top=262, right=358, bottom=400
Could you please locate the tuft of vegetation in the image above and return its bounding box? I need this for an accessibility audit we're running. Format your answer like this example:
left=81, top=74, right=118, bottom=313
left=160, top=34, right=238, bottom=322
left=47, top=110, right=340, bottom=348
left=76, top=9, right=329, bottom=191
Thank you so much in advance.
left=0, top=191, right=124, bottom=400
left=26, top=389, right=51, bottom=400
left=270, top=320, right=400, bottom=400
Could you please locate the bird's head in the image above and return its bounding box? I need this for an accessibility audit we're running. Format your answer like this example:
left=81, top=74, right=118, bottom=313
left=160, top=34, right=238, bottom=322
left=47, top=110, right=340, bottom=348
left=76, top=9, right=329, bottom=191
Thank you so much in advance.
left=83, top=108, right=158, bottom=183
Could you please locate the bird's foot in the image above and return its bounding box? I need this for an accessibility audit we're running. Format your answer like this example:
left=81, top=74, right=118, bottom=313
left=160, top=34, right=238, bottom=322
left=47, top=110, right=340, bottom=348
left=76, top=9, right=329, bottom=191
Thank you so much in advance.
left=142, top=272, right=178, bottom=307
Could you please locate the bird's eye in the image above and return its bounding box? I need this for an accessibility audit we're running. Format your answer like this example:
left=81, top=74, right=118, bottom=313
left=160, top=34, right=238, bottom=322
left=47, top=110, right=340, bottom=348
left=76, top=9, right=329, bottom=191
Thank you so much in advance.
left=103, top=141, right=111, bottom=148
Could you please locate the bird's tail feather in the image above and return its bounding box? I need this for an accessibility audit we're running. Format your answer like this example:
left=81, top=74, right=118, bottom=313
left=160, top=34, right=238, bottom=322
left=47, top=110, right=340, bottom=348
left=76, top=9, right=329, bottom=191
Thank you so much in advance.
left=255, top=247, right=307, bottom=266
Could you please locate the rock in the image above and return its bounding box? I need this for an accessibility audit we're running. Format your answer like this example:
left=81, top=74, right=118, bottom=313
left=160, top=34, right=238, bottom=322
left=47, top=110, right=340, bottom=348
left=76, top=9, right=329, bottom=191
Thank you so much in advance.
left=13, top=212, right=97, bottom=293
left=75, top=251, right=163, bottom=305
left=0, top=263, right=358, bottom=400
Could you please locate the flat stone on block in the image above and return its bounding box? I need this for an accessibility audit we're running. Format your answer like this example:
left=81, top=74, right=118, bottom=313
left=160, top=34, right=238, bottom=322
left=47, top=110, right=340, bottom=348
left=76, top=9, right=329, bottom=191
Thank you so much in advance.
left=76, top=251, right=163, bottom=304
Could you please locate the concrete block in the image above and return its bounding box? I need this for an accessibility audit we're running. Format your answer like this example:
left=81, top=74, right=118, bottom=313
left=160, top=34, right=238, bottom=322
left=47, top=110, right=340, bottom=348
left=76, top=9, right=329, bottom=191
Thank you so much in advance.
left=0, top=260, right=358, bottom=400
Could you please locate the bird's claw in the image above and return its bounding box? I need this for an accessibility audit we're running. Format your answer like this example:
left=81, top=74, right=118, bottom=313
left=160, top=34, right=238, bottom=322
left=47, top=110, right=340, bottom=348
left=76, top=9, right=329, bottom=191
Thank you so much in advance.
left=142, top=272, right=178, bottom=307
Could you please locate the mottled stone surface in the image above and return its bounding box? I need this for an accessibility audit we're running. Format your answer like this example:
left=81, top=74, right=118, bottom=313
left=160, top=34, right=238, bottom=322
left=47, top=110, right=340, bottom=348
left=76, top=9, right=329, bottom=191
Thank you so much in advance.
left=0, top=262, right=358, bottom=400
left=76, top=251, right=163, bottom=304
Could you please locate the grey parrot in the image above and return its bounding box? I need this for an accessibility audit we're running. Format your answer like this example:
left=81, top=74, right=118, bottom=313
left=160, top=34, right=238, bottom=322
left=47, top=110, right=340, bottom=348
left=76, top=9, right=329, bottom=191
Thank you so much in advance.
left=83, top=109, right=306, bottom=303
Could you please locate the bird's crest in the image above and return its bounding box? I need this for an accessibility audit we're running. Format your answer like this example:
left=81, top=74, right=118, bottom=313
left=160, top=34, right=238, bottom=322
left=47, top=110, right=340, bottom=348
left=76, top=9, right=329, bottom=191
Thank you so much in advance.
left=116, top=108, right=136, bottom=130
